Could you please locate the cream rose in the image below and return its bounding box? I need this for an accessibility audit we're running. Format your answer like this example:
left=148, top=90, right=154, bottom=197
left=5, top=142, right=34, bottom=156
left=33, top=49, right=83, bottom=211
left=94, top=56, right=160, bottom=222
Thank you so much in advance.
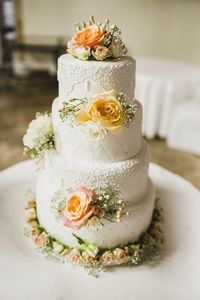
left=74, top=90, right=124, bottom=131
left=68, top=44, right=91, bottom=60
left=68, top=248, right=81, bottom=263
left=63, top=186, right=94, bottom=230
left=92, top=45, right=111, bottom=61
left=113, top=248, right=127, bottom=262
left=101, top=251, right=115, bottom=266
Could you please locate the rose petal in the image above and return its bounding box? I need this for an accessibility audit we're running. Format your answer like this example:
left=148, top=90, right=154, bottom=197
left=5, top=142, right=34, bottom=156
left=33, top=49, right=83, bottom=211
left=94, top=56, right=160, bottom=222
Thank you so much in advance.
left=76, top=186, right=93, bottom=198
left=63, top=207, right=94, bottom=230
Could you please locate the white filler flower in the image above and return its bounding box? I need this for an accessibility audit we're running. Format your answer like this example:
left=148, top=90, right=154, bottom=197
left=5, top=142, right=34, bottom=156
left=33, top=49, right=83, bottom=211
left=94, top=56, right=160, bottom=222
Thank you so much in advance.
left=23, top=113, right=54, bottom=152
left=82, top=121, right=107, bottom=140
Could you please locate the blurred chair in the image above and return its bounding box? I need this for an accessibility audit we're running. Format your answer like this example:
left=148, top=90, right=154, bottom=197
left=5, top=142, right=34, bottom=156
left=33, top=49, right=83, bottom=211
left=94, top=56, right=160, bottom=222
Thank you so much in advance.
left=12, top=35, right=67, bottom=76
left=135, top=57, right=200, bottom=139
left=167, top=99, right=200, bottom=156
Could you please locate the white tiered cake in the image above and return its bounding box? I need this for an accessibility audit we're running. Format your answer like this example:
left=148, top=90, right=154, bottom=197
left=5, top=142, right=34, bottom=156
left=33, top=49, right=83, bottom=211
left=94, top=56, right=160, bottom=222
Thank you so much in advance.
left=36, top=54, right=155, bottom=248
left=24, top=18, right=162, bottom=272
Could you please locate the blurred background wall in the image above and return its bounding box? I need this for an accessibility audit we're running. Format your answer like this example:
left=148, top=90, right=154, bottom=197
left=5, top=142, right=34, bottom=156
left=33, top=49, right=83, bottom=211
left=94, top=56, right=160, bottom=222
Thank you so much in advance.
left=15, top=0, right=200, bottom=64
left=1, top=0, right=200, bottom=188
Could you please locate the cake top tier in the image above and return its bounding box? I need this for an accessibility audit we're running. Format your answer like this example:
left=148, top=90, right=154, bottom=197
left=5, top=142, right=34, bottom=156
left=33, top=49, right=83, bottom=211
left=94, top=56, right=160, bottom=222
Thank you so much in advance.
left=58, top=54, right=135, bottom=101
left=67, top=16, right=127, bottom=61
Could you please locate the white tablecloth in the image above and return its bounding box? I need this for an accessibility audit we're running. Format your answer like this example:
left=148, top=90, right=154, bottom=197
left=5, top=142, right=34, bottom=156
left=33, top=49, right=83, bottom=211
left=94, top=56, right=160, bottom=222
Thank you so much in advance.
left=1, top=160, right=200, bottom=299
left=135, top=57, right=200, bottom=138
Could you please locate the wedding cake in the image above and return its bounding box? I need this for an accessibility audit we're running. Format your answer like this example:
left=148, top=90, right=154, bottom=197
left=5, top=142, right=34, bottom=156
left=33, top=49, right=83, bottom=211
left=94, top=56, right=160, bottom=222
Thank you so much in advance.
left=23, top=17, right=163, bottom=274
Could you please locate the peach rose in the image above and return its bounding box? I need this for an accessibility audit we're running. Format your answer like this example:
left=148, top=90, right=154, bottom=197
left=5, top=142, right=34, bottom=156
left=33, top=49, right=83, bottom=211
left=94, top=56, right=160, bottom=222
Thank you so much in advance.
left=92, top=45, right=111, bottom=61
left=74, top=90, right=124, bottom=131
left=71, top=25, right=104, bottom=48
left=63, top=186, right=94, bottom=230
left=101, top=251, right=115, bottom=266
left=68, top=248, right=82, bottom=263
left=113, top=248, right=127, bottom=263
left=34, top=232, right=50, bottom=248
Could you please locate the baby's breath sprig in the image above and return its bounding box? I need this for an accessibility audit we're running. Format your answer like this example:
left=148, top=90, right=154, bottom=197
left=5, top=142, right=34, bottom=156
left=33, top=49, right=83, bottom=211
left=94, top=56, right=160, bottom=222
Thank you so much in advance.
left=117, top=93, right=138, bottom=127
left=50, top=190, right=66, bottom=220
left=93, top=183, right=127, bottom=224
left=59, top=98, right=87, bottom=125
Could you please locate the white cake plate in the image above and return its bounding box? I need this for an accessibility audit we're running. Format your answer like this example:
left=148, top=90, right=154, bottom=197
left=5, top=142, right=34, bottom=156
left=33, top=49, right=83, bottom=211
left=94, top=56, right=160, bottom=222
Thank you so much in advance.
left=0, top=161, right=200, bottom=300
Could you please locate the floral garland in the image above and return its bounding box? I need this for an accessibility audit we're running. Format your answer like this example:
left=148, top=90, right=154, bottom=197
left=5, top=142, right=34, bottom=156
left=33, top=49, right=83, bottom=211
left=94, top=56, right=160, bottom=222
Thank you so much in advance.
left=59, top=90, right=138, bottom=139
left=25, top=197, right=164, bottom=277
left=23, top=112, right=55, bottom=165
left=50, top=183, right=127, bottom=231
left=67, top=16, right=127, bottom=61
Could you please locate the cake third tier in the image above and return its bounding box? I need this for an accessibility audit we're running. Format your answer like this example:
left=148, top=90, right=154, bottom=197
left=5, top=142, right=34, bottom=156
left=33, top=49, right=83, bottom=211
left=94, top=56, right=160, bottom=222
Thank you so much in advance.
left=36, top=141, right=154, bottom=248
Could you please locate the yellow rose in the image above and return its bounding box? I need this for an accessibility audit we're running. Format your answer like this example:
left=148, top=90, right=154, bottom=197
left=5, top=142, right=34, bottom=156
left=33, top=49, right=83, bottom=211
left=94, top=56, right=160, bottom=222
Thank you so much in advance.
left=74, top=90, right=124, bottom=131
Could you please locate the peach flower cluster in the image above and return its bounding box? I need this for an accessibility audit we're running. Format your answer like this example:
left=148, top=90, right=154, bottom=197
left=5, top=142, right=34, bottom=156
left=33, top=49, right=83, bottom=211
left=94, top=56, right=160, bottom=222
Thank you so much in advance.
left=74, top=90, right=124, bottom=132
left=51, top=181, right=126, bottom=231
left=67, top=18, right=127, bottom=61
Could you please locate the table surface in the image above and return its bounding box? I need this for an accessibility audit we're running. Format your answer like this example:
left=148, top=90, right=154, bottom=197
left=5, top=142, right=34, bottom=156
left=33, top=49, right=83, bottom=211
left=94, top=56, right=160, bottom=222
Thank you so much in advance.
left=0, top=161, right=200, bottom=300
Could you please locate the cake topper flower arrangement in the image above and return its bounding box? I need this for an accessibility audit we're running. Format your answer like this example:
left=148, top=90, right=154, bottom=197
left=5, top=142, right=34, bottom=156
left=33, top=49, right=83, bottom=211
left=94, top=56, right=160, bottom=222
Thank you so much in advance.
left=67, top=16, right=127, bottom=61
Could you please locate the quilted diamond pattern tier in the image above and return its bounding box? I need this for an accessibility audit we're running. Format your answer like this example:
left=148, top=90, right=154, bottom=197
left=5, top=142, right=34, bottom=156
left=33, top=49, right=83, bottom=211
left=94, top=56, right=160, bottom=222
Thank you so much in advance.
left=52, top=97, right=143, bottom=163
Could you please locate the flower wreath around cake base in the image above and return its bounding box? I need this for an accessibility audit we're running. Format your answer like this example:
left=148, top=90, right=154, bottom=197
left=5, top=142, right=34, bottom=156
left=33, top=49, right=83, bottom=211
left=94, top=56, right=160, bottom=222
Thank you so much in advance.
left=25, top=197, right=164, bottom=277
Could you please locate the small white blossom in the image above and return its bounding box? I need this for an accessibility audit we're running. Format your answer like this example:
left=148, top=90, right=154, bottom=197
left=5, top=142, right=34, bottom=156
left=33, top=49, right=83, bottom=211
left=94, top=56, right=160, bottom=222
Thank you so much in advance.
left=23, top=113, right=55, bottom=159
left=109, top=40, right=126, bottom=58
left=71, top=46, right=91, bottom=60
left=82, top=122, right=107, bottom=140
left=52, top=241, right=64, bottom=254
left=26, top=208, right=37, bottom=220
left=87, top=216, right=103, bottom=230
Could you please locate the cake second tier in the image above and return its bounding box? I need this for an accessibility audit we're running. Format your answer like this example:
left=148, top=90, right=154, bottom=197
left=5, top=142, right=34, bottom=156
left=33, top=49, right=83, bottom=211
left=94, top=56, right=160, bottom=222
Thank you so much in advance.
left=52, top=97, right=142, bottom=163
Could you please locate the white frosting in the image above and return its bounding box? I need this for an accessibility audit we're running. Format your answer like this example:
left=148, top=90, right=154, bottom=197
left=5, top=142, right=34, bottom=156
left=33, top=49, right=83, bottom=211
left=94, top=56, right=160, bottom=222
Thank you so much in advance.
left=57, top=54, right=136, bottom=103
left=36, top=177, right=155, bottom=249
left=38, top=140, right=149, bottom=206
left=52, top=97, right=142, bottom=162
left=35, top=53, right=155, bottom=250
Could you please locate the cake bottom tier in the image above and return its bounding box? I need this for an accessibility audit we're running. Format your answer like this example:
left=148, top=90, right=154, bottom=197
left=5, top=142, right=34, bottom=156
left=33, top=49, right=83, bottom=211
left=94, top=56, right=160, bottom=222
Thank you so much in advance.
left=36, top=177, right=155, bottom=249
